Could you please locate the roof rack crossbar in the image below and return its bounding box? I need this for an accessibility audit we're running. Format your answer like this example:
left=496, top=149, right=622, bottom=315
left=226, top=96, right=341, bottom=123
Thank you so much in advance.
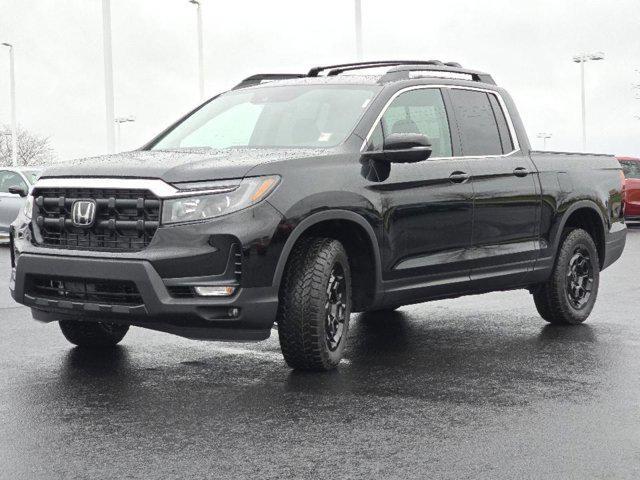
left=308, top=60, right=449, bottom=77
left=232, top=73, right=306, bottom=90
left=326, top=60, right=447, bottom=76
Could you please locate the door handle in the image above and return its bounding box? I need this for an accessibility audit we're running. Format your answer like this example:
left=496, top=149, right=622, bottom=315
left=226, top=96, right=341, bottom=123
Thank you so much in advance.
left=449, top=171, right=470, bottom=184
left=513, top=167, right=529, bottom=177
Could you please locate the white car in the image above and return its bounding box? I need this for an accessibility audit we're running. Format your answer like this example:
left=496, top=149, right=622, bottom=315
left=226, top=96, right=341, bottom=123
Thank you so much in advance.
left=0, top=167, right=42, bottom=243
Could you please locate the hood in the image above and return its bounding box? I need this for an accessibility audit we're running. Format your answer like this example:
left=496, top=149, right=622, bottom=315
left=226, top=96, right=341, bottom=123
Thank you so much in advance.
left=41, top=147, right=330, bottom=184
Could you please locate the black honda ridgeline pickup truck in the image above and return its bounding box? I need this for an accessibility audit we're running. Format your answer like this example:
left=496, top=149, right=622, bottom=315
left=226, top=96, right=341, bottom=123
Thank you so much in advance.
left=9, top=61, right=626, bottom=371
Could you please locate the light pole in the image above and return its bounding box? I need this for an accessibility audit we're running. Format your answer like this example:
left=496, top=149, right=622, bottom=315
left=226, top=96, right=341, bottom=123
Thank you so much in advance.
left=354, top=0, right=363, bottom=60
left=573, top=52, right=604, bottom=152
left=114, top=116, right=135, bottom=153
left=537, top=132, right=552, bottom=150
left=102, top=0, right=115, bottom=154
left=2, top=42, right=18, bottom=167
left=189, top=0, right=205, bottom=100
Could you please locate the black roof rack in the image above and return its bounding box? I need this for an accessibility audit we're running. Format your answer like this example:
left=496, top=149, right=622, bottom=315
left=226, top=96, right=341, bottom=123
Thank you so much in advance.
left=380, top=64, right=495, bottom=85
left=232, top=60, right=495, bottom=90
left=308, top=60, right=448, bottom=77
left=309, top=60, right=494, bottom=84
left=232, top=73, right=306, bottom=90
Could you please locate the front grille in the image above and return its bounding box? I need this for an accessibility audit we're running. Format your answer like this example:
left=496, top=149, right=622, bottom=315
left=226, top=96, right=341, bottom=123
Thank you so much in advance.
left=32, top=188, right=160, bottom=252
left=26, top=275, right=143, bottom=306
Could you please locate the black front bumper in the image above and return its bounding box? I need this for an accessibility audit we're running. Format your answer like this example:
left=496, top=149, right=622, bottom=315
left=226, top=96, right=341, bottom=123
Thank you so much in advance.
left=9, top=201, right=286, bottom=341
left=11, top=253, right=278, bottom=341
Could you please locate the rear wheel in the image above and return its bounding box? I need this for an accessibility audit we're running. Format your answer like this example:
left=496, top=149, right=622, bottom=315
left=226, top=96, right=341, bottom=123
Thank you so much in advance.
left=277, top=237, right=351, bottom=371
left=59, top=320, right=129, bottom=347
left=532, top=228, right=599, bottom=325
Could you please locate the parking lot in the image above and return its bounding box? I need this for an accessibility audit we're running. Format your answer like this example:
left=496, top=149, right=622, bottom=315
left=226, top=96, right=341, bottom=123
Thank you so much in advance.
left=1, top=228, right=639, bottom=479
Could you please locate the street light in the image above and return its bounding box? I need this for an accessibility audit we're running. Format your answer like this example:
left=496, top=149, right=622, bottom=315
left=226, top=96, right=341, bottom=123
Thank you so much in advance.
left=114, top=116, right=135, bottom=153
left=354, top=0, right=363, bottom=60
left=2, top=42, right=18, bottom=167
left=573, top=51, right=605, bottom=151
left=537, top=132, right=552, bottom=150
left=189, top=0, right=205, bottom=100
left=102, top=0, right=116, bottom=153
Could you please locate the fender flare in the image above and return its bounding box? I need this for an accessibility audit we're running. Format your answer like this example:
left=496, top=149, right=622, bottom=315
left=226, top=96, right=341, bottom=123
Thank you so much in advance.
left=551, top=199, right=606, bottom=256
left=271, top=209, right=383, bottom=300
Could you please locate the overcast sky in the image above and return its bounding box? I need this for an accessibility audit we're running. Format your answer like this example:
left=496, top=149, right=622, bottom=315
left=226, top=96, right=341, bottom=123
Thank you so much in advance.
left=1, top=0, right=639, bottom=161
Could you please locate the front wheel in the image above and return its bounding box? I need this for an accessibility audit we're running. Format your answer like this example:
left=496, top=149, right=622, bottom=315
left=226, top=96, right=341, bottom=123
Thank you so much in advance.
left=277, top=237, right=352, bottom=371
left=59, top=320, right=129, bottom=347
left=532, top=228, right=600, bottom=325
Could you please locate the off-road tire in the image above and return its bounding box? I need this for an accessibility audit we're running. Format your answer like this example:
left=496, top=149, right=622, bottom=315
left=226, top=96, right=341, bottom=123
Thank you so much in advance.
left=277, top=237, right=352, bottom=371
left=59, top=320, right=129, bottom=347
left=532, top=228, right=599, bottom=325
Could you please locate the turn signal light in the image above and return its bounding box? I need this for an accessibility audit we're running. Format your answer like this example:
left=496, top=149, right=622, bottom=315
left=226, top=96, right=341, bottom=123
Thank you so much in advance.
left=193, top=286, right=236, bottom=297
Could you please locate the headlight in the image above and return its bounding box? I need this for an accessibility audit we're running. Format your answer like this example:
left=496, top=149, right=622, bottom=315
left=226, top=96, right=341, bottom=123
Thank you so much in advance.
left=162, top=176, right=280, bottom=225
left=23, top=195, right=34, bottom=220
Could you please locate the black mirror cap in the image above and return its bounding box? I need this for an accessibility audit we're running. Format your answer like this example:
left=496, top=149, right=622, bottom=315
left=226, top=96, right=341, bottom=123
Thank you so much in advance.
left=8, top=186, right=28, bottom=197
left=384, top=132, right=431, bottom=151
left=385, top=146, right=432, bottom=163
left=362, top=133, right=433, bottom=164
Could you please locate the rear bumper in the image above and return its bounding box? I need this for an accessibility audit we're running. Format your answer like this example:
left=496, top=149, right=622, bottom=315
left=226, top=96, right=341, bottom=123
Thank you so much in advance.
left=10, top=253, right=279, bottom=341
left=624, top=201, right=640, bottom=218
left=603, top=223, right=627, bottom=270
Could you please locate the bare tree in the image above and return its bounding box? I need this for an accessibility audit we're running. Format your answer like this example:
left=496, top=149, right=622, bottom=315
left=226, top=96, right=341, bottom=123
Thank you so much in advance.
left=0, top=125, right=57, bottom=167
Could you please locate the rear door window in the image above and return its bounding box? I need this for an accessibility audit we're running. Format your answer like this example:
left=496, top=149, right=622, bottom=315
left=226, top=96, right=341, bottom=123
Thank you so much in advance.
left=449, top=89, right=503, bottom=156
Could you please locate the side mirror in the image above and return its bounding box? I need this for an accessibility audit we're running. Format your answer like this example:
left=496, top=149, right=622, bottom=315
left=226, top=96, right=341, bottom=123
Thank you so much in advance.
left=363, top=133, right=432, bottom=163
left=8, top=186, right=28, bottom=197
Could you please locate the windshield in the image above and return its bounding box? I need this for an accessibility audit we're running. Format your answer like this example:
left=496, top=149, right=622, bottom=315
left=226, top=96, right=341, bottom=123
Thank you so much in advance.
left=21, top=169, right=42, bottom=185
left=621, top=160, right=640, bottom=179
left=150, top=84, right=380, bottom=150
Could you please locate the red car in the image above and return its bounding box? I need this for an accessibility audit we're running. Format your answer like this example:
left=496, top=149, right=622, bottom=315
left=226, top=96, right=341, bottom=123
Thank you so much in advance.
left=619, top=157, right=640, bottom=221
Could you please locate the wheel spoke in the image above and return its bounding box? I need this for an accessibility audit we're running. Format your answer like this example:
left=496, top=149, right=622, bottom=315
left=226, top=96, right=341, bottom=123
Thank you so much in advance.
left=324, top=263, right=348, bottom=351
left=565, top=246, right=594, bottom=309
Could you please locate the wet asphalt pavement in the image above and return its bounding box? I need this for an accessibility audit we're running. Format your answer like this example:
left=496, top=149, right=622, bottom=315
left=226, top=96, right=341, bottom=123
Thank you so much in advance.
left=1, top=231, right=640, bottom=480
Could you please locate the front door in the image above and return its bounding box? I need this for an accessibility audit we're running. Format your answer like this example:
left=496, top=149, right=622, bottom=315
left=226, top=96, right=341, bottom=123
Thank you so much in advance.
left=364, top=87, right=474, bottom=302
left=447, top=88, right=540, bottom=287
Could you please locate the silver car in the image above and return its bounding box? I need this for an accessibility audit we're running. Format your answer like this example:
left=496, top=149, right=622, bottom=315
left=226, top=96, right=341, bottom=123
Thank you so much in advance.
left=0, top=167, right=42, bottom=243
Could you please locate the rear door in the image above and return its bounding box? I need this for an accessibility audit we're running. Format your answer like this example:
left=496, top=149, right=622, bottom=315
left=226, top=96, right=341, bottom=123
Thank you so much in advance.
left=364, top=87, right=474, bottom=301
left=0, top=170, right=28, bottom=233
left=447, top=88, right=539, bottom=287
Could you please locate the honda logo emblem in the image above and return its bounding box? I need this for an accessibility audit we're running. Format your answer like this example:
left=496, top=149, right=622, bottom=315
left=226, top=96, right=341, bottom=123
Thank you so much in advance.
left=71, top=200, right=97, bottom=227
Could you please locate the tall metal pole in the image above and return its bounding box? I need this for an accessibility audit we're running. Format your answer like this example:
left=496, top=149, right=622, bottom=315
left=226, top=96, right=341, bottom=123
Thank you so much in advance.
left=102, top=0, right=115, bottom=154
left=354, top=0, right=363, bottom=60
left=580, top=60, right=586, bottom=151
left=190, top=0, right=205, bottom=100
left=573, top=52, right=604, bottom=152
left=2, top=43, right=18, bottom=167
